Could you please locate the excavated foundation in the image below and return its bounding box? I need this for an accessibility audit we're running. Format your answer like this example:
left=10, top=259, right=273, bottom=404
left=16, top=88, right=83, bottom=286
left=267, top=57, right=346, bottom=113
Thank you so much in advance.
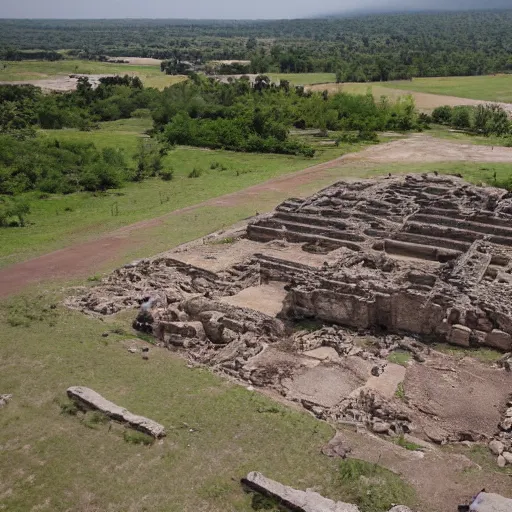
left=68, top=174, right=512, bottom=465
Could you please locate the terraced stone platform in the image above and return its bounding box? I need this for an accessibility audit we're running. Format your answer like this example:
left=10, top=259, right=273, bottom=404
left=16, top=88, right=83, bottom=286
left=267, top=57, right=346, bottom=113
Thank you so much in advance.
left=248, top=174, right=512, bottom=351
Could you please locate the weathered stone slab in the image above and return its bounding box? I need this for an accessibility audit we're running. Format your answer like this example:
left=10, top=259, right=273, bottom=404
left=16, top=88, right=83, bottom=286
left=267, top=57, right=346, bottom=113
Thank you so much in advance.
left=448, top=324, right=471, bottom=347
left=242, top=471, right=361, bottom=512
left=485, top=330, right=512, bottom=351
left=470, top=492, right=512, bottom=512
left=67, top=386, right=165, bottom=438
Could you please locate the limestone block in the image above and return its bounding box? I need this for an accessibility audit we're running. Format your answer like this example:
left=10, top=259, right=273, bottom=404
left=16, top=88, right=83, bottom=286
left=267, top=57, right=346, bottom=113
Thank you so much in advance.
left=489, top=439, right=504, bottom=455
left=67, top=386, right=165, bottom=438
left=161, top=321, right=206, bottom=341
left=485, top=330, right=512, bottom=351
left=242, top=471, right=361, bottom=512
left=448, top=324, right=471, bottom=347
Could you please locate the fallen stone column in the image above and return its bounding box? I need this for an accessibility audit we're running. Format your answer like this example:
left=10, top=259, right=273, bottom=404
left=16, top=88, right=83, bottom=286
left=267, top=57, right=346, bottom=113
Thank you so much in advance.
left=67, top=386, right=165, bottom=438
left=243, top=471, right=406, bottom=512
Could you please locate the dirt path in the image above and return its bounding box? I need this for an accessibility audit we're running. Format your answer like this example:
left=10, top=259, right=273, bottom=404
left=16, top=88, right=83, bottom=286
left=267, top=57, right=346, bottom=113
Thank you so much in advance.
left=1, top=134, right=512, bottom=298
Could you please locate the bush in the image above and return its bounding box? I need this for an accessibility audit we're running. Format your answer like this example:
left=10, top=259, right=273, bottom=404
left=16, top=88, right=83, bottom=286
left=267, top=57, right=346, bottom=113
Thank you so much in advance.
left=159, top=168, right=174, bottom=181
left=0, top=135, right=128, bottom=194
left=58, top=399, right=79, bottom=416
left=450, top=106, right=472, bottom=129
left=188, top=167, right=203, bottom=178
left=81, top=411, right=110, bottom=429
left=432, top=105, right=453, bottom=125
left=123, top=429, right=154, bottom=445
left=0, top=197, right=30, bottom=227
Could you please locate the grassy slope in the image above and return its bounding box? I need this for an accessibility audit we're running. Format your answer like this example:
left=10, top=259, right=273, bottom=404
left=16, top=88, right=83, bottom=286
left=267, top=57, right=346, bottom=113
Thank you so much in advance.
left=383, top=75, right=512, bottom=103
left=0, top=118, right=368, bottom=268
left=0, top=60, right=186, bottom=89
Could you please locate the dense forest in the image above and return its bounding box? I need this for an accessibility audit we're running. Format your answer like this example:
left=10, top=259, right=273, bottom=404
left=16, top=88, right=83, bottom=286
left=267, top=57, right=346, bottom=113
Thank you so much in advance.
left=2, top=11, right=512, bottom=80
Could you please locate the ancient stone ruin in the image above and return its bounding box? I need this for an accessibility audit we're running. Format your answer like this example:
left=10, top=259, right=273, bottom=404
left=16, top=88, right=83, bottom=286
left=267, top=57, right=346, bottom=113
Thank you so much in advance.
left=69, top=174, right=512, bottom=464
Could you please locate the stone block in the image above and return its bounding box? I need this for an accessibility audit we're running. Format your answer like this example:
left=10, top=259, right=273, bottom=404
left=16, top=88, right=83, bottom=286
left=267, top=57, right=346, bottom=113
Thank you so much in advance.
left=448, top=324, right=471, bottom=347
left=162, top=321, right=206, bottom=340
left=242, top=471, right=361, bottom=512
left=485, top=329, right=512, bottom=351
left=67, top=386, right=165, bottom=438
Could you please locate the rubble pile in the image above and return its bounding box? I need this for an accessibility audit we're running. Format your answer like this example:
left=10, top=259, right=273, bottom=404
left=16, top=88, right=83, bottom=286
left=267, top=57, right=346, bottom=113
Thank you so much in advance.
left=305, top=389, right=412, bottom=436
left=488, top=394, right=512, bottom=467
left=67, top=257, right=255, bottom=316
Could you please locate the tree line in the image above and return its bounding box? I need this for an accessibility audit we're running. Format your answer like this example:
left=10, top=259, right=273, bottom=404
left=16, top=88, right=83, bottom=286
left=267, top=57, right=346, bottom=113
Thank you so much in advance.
left=2, top=11, right=512, bottom=80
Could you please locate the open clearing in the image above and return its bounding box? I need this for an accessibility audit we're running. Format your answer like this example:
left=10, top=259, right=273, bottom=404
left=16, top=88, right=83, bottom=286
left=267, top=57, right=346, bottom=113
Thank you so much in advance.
left=311, top=82, right=512, bottom=114
left=0, top=60, right=186, bottom=89
left=384, top=74, right=512, bottom=103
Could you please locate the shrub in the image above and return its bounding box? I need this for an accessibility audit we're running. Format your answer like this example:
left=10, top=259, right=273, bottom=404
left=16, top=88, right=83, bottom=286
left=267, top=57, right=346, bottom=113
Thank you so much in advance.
left=81, top=411, right=110, bottom=429
left=188, top=167, right=203, bottom=178
left=159, top=168, right=174, bottom=181
left=58, top=399, right=79, bottom=416
left=432, top=105, right=453, bottom=125
left=337, top=459, right=416, bottom=512
left=123, top=429, right=154, bottom=445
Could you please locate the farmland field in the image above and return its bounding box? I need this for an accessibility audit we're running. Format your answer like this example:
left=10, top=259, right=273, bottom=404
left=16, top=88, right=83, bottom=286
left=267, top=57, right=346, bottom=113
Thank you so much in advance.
left=383, top=75, right=512, bottom=103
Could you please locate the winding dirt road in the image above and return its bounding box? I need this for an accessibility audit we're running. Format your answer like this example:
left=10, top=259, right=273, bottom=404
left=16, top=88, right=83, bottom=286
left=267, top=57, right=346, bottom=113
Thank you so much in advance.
left=1, top=134, right=512, bottom=298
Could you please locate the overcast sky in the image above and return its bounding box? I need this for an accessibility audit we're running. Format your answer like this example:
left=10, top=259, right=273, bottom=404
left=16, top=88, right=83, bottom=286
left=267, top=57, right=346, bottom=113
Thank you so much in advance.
left=1, top=0, right=510, bottom=19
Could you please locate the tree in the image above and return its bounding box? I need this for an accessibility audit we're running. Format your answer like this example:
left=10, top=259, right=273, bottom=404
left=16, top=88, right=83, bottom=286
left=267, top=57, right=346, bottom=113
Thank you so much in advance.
left=246, top=37, right=257, bottom=51
left=134, top=139, right=163, bottom=181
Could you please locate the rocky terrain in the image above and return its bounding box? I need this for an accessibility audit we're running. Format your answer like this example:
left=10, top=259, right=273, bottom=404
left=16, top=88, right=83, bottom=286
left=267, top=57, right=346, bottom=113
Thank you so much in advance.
left=68, top=174, right=512, bottom=467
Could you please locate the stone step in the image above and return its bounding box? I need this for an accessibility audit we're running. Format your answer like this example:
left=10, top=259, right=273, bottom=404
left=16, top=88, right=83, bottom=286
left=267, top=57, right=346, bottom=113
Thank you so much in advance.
left=365, top=228, right=470, bottom=252
left=246, top=224, right=361, bottom=251
left=411, top=213, right=512, bottom=238
left=273, top=211, right=348, bottom=230
left=260, top=218, right=365, bottom=243
left=253, top=253, right=316, bottom=272
left=406, top=222, right=481, bottom=244
left=383, top=239, right=460, bottom=263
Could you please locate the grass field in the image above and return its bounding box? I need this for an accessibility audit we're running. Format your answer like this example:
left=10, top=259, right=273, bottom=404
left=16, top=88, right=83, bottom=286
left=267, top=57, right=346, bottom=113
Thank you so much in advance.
left=0, top=60, right=186, bottom=89
left=269, top=73, right=336, bottom=85
left=0, top=118, right=370, bottom=268
left=427, top=126, right=512, bottom=147
left=383, top=75, right=512, bottom=103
